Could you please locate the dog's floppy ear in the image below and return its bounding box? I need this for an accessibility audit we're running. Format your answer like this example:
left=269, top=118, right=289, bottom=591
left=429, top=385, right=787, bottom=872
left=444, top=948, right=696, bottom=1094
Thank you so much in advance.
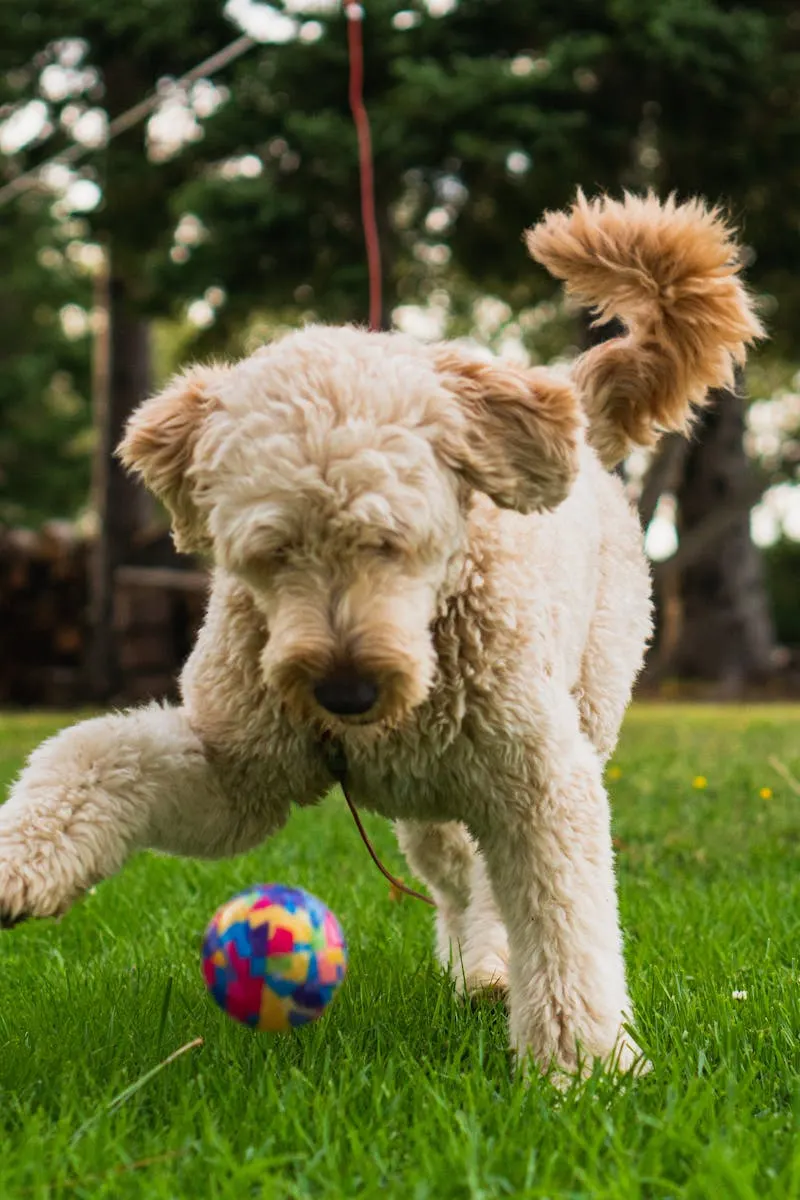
left=117, top=364, right=227, bottom=553
left=433, top=346, right=584, bottom=513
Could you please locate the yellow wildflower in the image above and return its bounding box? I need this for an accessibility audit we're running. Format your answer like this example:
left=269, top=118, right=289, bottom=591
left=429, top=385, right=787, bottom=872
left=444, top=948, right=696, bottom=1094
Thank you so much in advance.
left=759, top=787, right=772, bottom=800
left=692, top=776, right=708, bottom=790
left=607, top=765, right=623, bottom=781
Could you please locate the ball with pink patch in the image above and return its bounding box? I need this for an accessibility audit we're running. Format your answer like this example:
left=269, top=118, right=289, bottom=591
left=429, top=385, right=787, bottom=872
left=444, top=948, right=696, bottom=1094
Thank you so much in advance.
left=202, top=884, right=348, bottom=1031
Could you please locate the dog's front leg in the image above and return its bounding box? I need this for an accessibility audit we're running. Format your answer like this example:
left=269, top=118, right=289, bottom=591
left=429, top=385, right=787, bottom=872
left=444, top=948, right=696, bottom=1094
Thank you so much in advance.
left=0, top=704, right=287, bottom=927
left=473, top=703, right=646, bottom=1082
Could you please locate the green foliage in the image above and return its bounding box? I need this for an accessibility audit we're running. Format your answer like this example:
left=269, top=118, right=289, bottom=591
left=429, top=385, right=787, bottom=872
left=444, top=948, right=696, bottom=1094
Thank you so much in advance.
left=0, top=706, right=798, bottom=1196
left=3, top=0, right=800, bottom=523
left=764, top=538, right=800, bottom=647
left=166, top=0, right=800, bottom=351
left=0, top=1, right=240, bottom=523
left=0, top=200, right=92, bottom=524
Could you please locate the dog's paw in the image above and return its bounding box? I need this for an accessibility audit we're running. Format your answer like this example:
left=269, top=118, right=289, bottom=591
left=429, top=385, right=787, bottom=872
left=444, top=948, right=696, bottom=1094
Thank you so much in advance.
left=550, top=1033, right=652, bottom=1090
left=454, top=950, right=509, bottom=1003
left=0, top=831, right=85, bottom=928
left=513, top=1013, right=651, bottom=1086
left=0, top=866, right=31, bottom=929
left=607, top=1030, right=652, bottom=1077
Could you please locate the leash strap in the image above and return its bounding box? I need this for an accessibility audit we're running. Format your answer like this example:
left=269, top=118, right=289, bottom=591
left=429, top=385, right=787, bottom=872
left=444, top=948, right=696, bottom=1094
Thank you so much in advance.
left=340, top=778, right=436, bottom=908
left=319, top=736, right=436, bottom=908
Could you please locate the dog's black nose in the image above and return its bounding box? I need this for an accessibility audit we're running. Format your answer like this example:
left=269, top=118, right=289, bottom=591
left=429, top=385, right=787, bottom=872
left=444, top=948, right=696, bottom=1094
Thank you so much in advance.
left=313, top=672, right=379, bottom=717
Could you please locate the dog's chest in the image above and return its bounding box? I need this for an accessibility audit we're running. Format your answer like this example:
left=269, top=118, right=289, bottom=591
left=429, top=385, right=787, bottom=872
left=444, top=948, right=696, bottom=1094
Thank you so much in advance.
left=342, top=752, right=466, bottom=822
left=336, top=711, right=519, bottom=825
left=332, top=596, right=527, bottom=822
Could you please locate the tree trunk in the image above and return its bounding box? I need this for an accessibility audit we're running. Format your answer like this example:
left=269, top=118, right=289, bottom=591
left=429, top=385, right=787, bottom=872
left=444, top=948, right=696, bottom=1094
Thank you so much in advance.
left=86, top=255, right=153, bottom=702
left=85, top=56, right=157, bottom=703
left=664, top=387, right=775, bottom=691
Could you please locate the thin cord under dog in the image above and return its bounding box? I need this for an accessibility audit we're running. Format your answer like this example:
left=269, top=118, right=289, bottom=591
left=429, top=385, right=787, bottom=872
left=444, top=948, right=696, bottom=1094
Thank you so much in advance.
left=342, top=782, right=436, bottom=907
left=342, top=10, right=428, bottom=905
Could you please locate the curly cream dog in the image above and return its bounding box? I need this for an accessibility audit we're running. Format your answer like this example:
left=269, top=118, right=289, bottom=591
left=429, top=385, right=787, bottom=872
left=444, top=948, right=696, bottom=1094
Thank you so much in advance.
left=0, top=193, right=761, bottom=1079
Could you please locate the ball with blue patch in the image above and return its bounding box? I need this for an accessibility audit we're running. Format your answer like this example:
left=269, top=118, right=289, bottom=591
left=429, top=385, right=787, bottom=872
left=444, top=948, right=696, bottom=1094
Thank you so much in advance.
left=201, top=884, right=348, bottom=1031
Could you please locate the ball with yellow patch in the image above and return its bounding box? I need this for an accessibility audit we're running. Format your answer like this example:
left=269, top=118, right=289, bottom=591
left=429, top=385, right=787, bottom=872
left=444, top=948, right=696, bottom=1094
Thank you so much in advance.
left=202, top=884, right=347, bottom=1031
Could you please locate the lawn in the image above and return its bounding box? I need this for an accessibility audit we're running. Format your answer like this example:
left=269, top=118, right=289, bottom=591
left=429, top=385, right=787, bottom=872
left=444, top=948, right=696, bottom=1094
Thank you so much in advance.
left=0, top=706, right=798, bottom=1199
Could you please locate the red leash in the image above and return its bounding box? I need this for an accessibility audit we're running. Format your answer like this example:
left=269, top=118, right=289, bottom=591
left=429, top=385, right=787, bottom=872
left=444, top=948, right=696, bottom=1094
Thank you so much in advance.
left=341, top=779, right=436, bottom=908
left=342, top=9, right=431, bottom=906
left=345, top=4, right=383, bottom=332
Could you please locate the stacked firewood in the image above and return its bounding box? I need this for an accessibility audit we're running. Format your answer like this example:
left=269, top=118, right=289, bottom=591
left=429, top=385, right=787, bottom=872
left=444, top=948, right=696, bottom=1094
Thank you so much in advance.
left=0, top=523, right=88, bottom=706
left=114, top=563, right=207, bottom=703
left=0, top=524, right=208, bottom=707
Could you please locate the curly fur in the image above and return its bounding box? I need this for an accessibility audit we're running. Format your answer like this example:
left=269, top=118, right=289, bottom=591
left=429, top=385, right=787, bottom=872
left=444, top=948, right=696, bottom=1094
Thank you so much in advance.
left=0, top=191, right=763, bottom=1082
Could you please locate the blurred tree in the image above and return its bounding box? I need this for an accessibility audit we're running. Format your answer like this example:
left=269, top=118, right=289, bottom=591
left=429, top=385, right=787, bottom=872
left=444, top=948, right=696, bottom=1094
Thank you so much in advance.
left=158, top=0, right=799, bottom=688
left=3, top=0, right=800, bottom=692
left=0, top=199, right=92, bottom=526
left=0, top=0, right=244, bottom=697
left=160, top=2, right=800, bottom=346
left=648, top=388, right=776, bottom=689
left=674, top=395, right=775, bottom=687
left=764, top=538, right=800, bottom=650
left=5, top=1, right=800, bottom=394
left=158, top=0, right=644, bottom=343
left=622, top=0, right=799, bottom=685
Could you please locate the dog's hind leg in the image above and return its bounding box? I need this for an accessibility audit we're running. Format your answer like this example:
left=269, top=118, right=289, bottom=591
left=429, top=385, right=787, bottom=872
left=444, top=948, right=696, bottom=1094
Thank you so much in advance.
left=574, top=480, right=653, bottom=763
left=454, top=851, right=509, bottom=999
left=395, top=820, right=508, bottom=998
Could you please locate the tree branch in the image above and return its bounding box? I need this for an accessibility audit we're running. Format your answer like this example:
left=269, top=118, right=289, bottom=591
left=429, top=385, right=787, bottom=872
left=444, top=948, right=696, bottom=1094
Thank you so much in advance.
left=652, top=479, right=768, bottom=585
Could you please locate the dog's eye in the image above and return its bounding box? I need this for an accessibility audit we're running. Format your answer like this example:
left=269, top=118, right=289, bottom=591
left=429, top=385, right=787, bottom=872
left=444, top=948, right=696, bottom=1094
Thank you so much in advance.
left=239, top=544, right=293, bottom=582
left=375, top=537, right=402, bottom=559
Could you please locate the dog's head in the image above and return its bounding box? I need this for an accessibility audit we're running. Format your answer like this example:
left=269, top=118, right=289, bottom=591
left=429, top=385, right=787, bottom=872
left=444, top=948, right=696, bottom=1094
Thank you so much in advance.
left=119, top=326, right=582, bottom=735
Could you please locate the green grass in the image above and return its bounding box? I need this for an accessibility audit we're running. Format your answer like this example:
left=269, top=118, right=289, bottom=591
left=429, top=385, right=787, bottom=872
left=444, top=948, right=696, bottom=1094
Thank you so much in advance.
left=0, top=706, right=799, bottom=1199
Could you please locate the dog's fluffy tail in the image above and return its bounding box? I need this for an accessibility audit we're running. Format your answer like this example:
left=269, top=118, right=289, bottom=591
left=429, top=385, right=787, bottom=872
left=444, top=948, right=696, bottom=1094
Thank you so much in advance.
left=525, top=190, right=764, bottom=468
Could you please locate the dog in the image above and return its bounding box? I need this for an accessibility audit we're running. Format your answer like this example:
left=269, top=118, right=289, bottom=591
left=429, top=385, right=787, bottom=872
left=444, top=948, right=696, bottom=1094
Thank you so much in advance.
left=0, top=192, right=762, bottom=1080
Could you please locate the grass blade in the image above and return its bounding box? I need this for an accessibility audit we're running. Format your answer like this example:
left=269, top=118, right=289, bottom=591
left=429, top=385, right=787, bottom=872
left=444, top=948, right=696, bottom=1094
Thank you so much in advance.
left=70, top=1036, right=203, bottom=1146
